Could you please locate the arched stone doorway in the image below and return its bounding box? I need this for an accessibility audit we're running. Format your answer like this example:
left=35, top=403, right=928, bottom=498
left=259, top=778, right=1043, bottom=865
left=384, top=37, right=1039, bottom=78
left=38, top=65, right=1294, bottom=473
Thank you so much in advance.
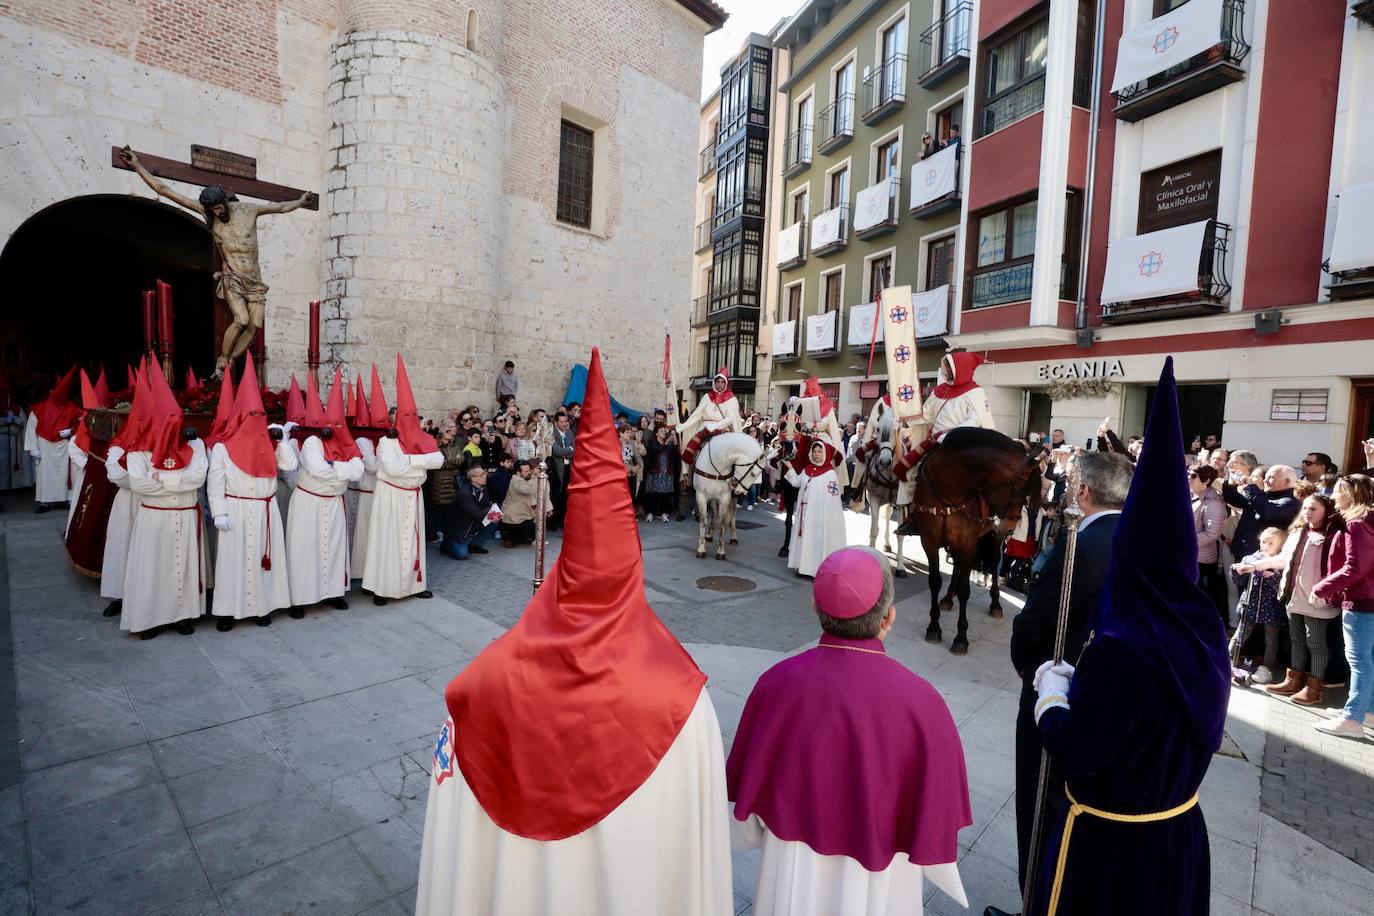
left=0, top=195, right=216, bottom=402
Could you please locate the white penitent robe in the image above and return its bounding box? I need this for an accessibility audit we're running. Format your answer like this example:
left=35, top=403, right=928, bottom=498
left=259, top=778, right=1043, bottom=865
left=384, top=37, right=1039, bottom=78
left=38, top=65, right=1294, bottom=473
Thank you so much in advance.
left=362, top=438, right=444, bottom=599
left=416, top=690, right=733, bottom=916
left=66, top=439, right=88, bottom=536
left=786, top=466, right=848, bottom=578
left=677, top=394, right=744, bottom=444
left=208, top=442, right=298, bottom=619
left=348, top=437, right=378, bottom=575
left=276, top=436, right=300, bottom=522
left=285, top=438, right=363, bottom=606
left=24, top=412, right=70, bottom=504
left=731, top=813, right=967, bottom=916
left=924, top=387, right=997, bottom=439
left=120, top=441, right=210, bottom=633
left=100, top=447, right=137, bottom=601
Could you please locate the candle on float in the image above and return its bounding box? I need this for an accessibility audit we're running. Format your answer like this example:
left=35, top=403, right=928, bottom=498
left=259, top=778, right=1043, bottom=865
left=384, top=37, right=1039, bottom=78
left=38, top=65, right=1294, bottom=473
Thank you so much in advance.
left=307, top=300, right=320, bottom=362
left=156, top=280, right=174, bottom=353
left=142, top=290, right=157, bottom=352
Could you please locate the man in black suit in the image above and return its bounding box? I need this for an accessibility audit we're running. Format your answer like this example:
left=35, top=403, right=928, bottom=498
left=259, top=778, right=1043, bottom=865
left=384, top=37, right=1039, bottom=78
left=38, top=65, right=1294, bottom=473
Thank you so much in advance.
left=548, top=412, right=576, bottom=531
left=986, top=450, right=1134, bottom=916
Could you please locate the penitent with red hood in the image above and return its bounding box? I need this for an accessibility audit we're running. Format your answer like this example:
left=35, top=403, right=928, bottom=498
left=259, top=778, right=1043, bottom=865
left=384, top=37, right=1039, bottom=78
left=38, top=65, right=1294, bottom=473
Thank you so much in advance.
left=414, top=348, right=732, bottom=915
left=121, top=363, right=209, bottom=639
left=361, top=355, right=444, bottom=605
left=100, top=361, right=152, bottom=618
left=24, top=365, right=81, bottom=510
left=206, top=355, right=299, bottom=630
left=924, top=352, right=995, bottom=437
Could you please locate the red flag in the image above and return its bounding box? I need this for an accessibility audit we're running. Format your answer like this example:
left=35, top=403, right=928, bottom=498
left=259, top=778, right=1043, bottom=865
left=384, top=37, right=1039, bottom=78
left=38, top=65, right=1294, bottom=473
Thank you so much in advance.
left=662, top=332, right=672, bottom=388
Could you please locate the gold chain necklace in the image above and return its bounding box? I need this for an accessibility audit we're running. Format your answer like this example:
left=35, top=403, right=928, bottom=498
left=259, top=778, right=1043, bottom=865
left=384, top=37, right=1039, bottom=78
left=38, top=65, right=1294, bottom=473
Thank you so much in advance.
left=819, top=643, right=886, bottom=656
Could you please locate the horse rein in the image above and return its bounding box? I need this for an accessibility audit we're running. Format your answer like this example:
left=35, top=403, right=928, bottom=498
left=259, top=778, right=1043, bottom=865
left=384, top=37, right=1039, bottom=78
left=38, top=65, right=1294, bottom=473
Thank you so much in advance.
left=693, top=437, right=766, bottom=495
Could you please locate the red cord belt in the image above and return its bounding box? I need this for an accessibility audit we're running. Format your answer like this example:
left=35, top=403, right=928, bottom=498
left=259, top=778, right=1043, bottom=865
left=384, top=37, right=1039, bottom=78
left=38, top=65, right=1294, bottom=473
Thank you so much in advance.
left=227, top=492, right=275, bottom=570
left=382, top=479, right=423, bottom=582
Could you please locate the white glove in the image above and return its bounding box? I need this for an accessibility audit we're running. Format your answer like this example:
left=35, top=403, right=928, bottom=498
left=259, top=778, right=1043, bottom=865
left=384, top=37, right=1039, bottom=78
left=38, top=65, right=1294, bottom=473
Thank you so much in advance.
left=282, top=421, right=298, bottom=436
left=59, top=428, right=73, bottom=439
left=213, top=515, right=231, bottom=531
left=1033, top=660, right=1075, bottom=725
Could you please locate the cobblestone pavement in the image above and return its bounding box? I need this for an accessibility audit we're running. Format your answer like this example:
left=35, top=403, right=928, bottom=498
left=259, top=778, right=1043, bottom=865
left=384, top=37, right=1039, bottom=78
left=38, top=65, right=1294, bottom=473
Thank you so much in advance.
left=2, top=498, right=1373, bottom=915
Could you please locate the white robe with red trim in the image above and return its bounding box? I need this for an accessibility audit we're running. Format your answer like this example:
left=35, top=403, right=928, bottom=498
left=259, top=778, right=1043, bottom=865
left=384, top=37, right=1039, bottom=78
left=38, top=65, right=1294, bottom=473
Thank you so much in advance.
left=924, top=387, right=996, bottom=438
left=208, top=442, right=298, bottom=619
left=100, top=447, right=138, bottom=601
left=24, top=412, right=70, bottom=504
left=361, top=437, right=443, bottom=599
left=65, top=439, right=87, bottom=536
left=348, top=436, right=378, bottom=575
left=786, top=464, right=848, bottom=577
left=120, top=441, right=209, bottom=634
left=285, top=437, right=363, bottom=605
left=415, top=689, right=732, bottom=916
left=678, top=394, right=743, bottom=444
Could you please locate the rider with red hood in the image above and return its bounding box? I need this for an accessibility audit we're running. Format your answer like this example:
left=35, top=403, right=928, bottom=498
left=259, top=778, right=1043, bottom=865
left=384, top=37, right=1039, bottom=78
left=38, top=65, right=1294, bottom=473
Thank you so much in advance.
left=24, top=366, right=80, bottom=512
left=121, top=365, right=209, bottom=639
left=677, top=367, right=744, bottom=472
left=893, top=352, right=997, bottom=479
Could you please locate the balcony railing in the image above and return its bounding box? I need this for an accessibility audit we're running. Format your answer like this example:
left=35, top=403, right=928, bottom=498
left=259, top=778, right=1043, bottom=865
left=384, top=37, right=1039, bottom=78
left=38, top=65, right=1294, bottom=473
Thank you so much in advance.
left=854, top=177, right=901, bottom=239
left=1113, top=0, right=1250, bottom=123
left=690, top=295, right=710, bottom=328
left=978, top=75, right=1045, bottom=138
left=969, top=261, right=1034, bottom=309
left=1101, top=221, right=1232, bottom=324
left=817, top=95, right=855, bottom=153
left=699, top=138, right=717, bottom=180
left=694, top=218, right=713, bottom=254
left=917, top=1, right=971, bottom=89
left=810, top=204, right=849, bottom=257
left=862, top=55, right=907, bottom=124
left=782, top=126, right=814, bottom=177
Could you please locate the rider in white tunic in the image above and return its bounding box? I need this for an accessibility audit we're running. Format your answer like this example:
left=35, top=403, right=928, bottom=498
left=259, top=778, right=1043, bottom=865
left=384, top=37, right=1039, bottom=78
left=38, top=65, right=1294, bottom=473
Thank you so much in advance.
left=787, top=439, right=849, bottom=578
left=893, top=352, right=997, bottom=481
left=677, top=369, right=744, bottom=471
left=362, top=355, right=444, bottom=604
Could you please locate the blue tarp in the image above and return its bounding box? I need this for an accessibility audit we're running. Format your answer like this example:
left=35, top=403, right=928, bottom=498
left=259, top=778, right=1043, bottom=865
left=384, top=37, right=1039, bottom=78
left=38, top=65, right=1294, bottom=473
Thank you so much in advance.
left=561, top=363, right=645, bottom=424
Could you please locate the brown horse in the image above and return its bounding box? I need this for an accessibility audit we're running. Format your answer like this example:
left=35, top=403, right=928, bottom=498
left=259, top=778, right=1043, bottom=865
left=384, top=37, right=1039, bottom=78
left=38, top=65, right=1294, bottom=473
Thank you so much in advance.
left=898, top=427, right=1041, bottom=654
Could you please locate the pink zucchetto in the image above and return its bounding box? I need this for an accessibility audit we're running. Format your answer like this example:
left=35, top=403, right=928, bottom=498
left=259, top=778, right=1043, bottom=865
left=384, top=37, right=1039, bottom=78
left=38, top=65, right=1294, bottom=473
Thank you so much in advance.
left=813, top=548, right=885, bottom=619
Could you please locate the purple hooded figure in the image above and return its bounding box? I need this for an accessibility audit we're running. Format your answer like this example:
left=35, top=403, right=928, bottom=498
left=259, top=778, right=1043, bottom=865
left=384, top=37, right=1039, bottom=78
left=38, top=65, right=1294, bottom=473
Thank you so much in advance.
left=726, top=546, right=973, bottom=915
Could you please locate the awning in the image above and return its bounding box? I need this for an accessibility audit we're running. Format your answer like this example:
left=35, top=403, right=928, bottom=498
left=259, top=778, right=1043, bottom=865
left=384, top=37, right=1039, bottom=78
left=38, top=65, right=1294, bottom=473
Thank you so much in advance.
left=847, top=301, right=885, bottom=346
left=776, top=222, right=803, bottom=265
left=909, top=144, right=959, bottom=211
left=853, top=178, right=898, bottom=233
left=1328, top=181, right=1374, bottom=274
left=771, top=320, right=797, bottom=355
left=1101, top=219, right=1211, bottom=304
left=913, top=284, right=950, bottom=338
left=1111, top=0, right=1225, bottom=92
left=806, top=310, right=838, bottom=352
left=811, top=206, right=844, bottom=250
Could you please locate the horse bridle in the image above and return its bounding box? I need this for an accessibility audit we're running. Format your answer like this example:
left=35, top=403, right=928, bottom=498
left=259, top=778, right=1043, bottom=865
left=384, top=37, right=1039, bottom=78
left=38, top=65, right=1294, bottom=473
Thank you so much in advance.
left=868, top=444, right=899, bottom=491
left=693, top=437, right=766, bottom=495
left=909, top=457, right=1019, bottom=530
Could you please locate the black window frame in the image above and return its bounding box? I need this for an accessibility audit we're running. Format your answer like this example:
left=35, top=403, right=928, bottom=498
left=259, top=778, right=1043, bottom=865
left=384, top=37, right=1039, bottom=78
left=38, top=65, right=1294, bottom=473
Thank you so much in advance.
left=556, top=120, right=595, bottom=229
left=977, top=14, right=1050, bottom=137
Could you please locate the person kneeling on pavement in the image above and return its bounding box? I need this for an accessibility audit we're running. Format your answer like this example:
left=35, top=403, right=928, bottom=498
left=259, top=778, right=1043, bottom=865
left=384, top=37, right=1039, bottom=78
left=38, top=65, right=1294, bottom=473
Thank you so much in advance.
left=499, top=460, right=548, bottom=546
left=442, top=465, right=499, bottom=559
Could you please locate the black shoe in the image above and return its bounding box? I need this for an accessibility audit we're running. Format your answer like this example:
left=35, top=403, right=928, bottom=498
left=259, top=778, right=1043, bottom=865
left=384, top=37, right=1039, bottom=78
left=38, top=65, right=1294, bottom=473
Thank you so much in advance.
left=34, top=504, right=49, bottom=514
left=983, top=908, right=1020, bottom=916
left=216, top=618, right=234, bottom=632
left=373, top=596, right=389, bottom=606
left=325, top=597, right=349, bottom=610
left=175, top=620, right=195, bottom=635
left=469, top=545, right=489, bottom=555
left=288, top=607, right=305, bottom=619
left=102, top=599, right=122, bottom=618
left=256, top=615, right=272, bottom=627
left=415, top=590, right=433, bottom=599
left=139, top=629, right=158, bottom=640
left=777, top=545, right=789, bottom=558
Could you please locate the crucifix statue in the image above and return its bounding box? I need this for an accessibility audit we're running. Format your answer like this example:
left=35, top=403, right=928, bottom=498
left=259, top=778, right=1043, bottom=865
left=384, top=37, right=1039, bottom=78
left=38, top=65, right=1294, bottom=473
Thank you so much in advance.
left=117, top=145, right=318, bottom=375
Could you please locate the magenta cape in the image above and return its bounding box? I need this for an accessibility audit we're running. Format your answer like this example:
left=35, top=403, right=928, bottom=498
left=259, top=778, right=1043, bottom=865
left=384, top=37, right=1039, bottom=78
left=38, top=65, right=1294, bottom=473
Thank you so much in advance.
left=726, top=634, right=972, bottom=871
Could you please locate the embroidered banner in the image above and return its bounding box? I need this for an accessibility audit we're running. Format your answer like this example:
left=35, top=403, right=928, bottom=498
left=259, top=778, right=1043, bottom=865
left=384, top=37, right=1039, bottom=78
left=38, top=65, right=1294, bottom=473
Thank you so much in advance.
left=1111, top=0, right=1225, bottom=92
left=913, top=284, right=950, bottom=339
left=1328, top=181, right=1374, bottom=273
left=810, top=207, right=844, bottom=251
left=853, top=178, right=898, bottom=233
left=909, top=144, right=959, bottom=211
left=806, top=310, right=839, bottom=353
left=847, top=301, right=885, bottom=347
left=771, top=319, right=797, bottom=356
left=881, top=286, right=923, bottom=424
left=1101, top=219, right=1211, bottom=304
left=776, top=223, right=804, bottom=265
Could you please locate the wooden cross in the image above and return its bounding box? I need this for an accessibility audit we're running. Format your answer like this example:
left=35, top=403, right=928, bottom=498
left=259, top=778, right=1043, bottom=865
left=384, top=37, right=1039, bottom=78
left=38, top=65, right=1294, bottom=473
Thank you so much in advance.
left=109, top=145, right=319, bottom=209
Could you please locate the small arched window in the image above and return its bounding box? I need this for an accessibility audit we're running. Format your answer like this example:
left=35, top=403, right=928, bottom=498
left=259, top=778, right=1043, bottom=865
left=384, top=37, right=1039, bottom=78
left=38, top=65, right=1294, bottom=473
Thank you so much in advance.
left=466, top=9, right=479, bottom=52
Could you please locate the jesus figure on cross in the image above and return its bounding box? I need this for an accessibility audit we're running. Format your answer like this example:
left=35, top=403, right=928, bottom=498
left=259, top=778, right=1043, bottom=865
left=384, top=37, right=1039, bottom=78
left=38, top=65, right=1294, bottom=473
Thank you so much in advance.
left=120, top=146, right=316, bottom=374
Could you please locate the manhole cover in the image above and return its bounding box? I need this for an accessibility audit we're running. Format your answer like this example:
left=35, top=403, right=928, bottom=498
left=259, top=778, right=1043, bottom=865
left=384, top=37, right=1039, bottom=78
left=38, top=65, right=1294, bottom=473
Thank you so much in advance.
left=733, top=520, right=766, bottom=530
left=695, top=575, right=757, bottom=593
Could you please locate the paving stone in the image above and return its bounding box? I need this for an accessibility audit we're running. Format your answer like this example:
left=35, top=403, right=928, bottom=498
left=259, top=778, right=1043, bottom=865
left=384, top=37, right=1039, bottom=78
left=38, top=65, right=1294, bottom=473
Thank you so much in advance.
left=32, top=828, right=212, bottom=916
left=28, top=782, right=184, bottom=879
left=151, top=718, right=277, bottom=779
left=346, top=816, right=424, bottom=895
left=23, top=742, right=163, bottom=816
left=167, top=750, right=309, bottom=827
left=215, top=836, right=392, bottom=916
left=189, top=788, right=347, bottom=885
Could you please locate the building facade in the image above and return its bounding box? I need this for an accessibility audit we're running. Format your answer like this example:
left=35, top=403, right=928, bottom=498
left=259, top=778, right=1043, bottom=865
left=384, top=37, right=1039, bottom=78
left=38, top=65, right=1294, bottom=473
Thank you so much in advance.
left=944, top=0, right=1374, bottom=473
left=764, top=0, right=975, bottom=419
left=0, top=0, right=725, bottom=415
left=690, top=88, right=721, bottom=411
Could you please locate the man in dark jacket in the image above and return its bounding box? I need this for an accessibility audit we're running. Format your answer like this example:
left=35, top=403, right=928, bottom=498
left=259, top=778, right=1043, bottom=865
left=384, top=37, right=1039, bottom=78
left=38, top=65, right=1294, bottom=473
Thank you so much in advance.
left=440, top=466, right=497, bottom=560
left=1222, top=463, right=1300, bottom=563
left=991, top=451, right=1133, bottom=915
left=548, top=413, right=576, bottom=531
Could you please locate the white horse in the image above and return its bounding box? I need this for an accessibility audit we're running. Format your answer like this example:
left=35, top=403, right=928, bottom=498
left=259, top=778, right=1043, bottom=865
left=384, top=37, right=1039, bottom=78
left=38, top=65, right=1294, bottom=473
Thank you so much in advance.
left=691, top=432, right=766, bottom=561
left=860, top=414, right=910, bottom=578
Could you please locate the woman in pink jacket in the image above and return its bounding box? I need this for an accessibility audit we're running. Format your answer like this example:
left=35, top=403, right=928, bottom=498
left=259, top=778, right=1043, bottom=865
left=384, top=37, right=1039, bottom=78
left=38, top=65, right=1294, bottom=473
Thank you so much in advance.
left=1313, top=474, right=1374, bottom=737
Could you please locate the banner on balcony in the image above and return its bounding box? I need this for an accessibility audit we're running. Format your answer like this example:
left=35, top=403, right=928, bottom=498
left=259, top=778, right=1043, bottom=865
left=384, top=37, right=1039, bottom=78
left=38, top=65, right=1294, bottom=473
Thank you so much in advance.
left=847, top=302, right=885, bottom=347
left=853, top=178, right=897, bottom=233
left=776, top=223, right=803, bottom=266
left=1101, top=219, right=1211, bottom=305
left=811, top=207, right=844, bottom=251
left=771, top=320, right=797, bottom=356
left=1111, top=0, right=1225, bottom=92
left=881, top=286, right=924, bottom=424
left=913, top=285, right=950, bottom=339
left=909, top=144, right=959, bottom=211
left=1328, top=181, right=1374, bottom=274
left=806, top=310, right=839, bottom=353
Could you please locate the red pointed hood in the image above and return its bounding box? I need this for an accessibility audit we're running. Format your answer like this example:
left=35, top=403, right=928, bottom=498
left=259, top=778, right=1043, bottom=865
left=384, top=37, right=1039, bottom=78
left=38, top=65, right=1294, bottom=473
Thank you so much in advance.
left=933, top=352, right=986, bottom=399
left=320, top=367, right=361, bottom=461
left=285, top=375, right=306, bottom=424
left=350, top=373, right=371, bottom=433
left=114, top=363, right=153, bottom=454
left=94, top=369, right=112, bottom=408
left=801, top=377, right=834, bottom=418
left=707, top=365, right=735, bottom=405
left=35, top=365, right=81, bottom=440
left=126, top=365, right=138, bottom=391
left=446, top=348, right=705, bottom=840
left=304, top=372, right=326, bottom=427
left=367, top=364, right=389, bottom=429
left=185, top=367, right=202, bottom=391
left=204, top=371, right=237, bottom=447
left=345, top=378, right=356, bottom=419
left=145, top=367, right=193, bottom=470
left=72, top=370, right=99, bottom=452
left=393, top=355, right=435, bottom=454
left=222, top=355, right=276, bottom=478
